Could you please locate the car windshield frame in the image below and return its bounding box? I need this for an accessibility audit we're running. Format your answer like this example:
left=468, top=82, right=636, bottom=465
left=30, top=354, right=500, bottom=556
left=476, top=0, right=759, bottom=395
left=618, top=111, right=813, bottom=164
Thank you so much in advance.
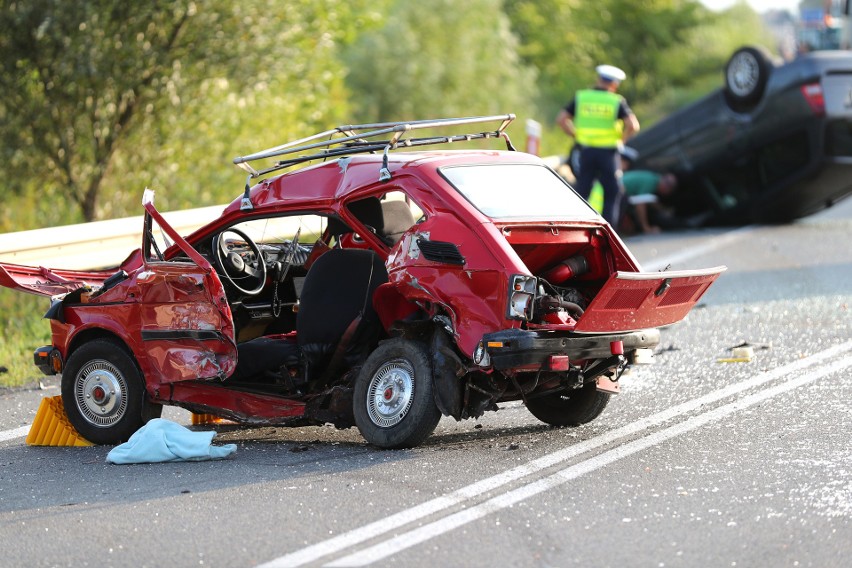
left=439, top=163, right=598, bottom=220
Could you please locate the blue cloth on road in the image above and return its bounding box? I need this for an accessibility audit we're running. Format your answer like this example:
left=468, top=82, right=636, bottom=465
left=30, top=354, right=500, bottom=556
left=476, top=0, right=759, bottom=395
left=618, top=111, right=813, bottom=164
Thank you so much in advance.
left=106, top=418, right=237, bottom=464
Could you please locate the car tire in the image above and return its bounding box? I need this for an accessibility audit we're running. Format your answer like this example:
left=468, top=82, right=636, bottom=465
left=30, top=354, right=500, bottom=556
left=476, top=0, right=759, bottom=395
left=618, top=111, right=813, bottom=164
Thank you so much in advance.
left=353, top=338, right=442, bottom=449
left=526, top=382, right=610, bottom=427
left=724, top=46, right=773, bottom=110
left=61, top=338, right=162, bottom=445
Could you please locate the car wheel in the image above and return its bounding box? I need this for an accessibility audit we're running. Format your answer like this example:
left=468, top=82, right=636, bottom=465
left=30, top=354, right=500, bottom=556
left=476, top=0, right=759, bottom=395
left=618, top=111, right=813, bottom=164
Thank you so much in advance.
left=724, top=46, right=773, bottom=109
left=353, top=339, right=442, bottom=449
left=526, top=382, right=610, bottom=427
left=61, top=338, right=162, bottom=445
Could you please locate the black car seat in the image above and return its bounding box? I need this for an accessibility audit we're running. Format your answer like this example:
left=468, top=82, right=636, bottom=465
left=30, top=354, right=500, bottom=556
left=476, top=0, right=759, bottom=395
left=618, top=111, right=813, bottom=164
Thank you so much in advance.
left=229, top=248, right=388, bottom=384
left=296, top=248, right=389, bottom=382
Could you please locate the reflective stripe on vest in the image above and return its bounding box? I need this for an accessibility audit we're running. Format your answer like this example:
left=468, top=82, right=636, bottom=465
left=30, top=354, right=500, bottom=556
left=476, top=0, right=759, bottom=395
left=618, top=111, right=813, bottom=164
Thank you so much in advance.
left=574, top=89, right=621, bottom=148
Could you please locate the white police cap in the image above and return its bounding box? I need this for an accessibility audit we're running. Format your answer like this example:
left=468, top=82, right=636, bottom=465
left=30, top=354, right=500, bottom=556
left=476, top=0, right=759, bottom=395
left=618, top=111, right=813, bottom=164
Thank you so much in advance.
left=596, top=64, right=626, bottom=83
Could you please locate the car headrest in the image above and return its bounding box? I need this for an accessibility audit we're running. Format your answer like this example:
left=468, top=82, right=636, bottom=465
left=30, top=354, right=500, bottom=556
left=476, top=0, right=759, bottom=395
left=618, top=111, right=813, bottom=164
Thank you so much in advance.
left=380, top=200, right=416, bottom=243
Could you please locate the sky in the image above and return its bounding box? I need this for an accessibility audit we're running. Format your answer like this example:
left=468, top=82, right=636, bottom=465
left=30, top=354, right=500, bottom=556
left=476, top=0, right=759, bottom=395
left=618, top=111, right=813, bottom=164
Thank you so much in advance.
left=700, top=0, right=802, bottom=13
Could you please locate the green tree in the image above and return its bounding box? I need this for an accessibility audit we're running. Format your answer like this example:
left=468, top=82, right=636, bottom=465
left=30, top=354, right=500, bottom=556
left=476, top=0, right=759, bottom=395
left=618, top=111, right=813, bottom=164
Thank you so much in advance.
left=0, top=0, right=376, bottom=227
left=505, top=0, right=704, bottom=114
left=505, top=0, right=780, bottom=155
left=345, top=0, right=537, bottom=124
left=503, top=0, right=590, bottom=120
left=0, top=1, right=203, bottom=222
left=100, top=0, right=383, bottom=218
left=637, top=2, right=777, bottom=123
left=574, top=0, right=704, bottom=104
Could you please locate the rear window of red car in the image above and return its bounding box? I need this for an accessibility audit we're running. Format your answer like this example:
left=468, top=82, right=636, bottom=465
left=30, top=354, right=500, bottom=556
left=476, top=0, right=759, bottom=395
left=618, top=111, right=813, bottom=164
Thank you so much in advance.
left=440, top=164, right=596, bottom=219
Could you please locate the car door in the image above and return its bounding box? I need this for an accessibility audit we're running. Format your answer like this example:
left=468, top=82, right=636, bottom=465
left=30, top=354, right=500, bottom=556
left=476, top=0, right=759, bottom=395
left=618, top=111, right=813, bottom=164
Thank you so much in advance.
left=137, top=192, right=238, bottom=382
left=573, top=266, right=726, bottom=333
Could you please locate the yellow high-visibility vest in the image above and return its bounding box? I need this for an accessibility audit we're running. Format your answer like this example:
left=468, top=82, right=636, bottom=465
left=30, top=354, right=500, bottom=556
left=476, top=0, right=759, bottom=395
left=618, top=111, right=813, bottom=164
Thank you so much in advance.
left=574, top=89, right=622, bottom=148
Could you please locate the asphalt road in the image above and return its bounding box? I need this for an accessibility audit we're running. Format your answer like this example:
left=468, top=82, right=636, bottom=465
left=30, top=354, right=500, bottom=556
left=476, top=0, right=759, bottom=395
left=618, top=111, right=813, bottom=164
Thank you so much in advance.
left=1, top=199, right=850, bottom=568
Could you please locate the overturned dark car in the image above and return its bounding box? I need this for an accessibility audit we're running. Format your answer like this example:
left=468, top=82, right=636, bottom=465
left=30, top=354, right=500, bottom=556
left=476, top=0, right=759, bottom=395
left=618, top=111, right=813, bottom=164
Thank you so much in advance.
left=631, top=47, right=852, bottom=224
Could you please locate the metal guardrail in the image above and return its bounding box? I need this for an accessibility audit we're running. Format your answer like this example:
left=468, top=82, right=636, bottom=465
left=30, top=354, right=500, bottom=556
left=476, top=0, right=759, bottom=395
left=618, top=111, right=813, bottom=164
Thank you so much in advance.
left=0, top=204, right=224, bottom=270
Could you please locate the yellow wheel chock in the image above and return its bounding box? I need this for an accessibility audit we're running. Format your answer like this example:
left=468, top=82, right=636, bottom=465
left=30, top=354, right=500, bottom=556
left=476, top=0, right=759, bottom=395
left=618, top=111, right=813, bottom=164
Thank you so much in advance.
left=26, top=395, right=94, bottom=447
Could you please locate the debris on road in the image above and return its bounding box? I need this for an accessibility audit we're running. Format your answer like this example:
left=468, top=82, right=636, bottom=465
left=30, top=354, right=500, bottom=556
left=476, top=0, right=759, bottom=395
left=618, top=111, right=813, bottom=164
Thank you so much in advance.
left=717, top=341, right=768, bottom=363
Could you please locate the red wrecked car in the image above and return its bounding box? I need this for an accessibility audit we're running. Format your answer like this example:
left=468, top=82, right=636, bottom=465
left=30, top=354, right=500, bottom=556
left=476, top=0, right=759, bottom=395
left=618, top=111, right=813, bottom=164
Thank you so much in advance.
left=0, top=116, right=724, bottom=448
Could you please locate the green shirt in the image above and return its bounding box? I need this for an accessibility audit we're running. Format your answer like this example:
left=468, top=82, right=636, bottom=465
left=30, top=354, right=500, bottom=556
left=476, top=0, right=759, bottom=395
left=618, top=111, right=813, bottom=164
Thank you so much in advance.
left=622, top=170, right=660, bottom=197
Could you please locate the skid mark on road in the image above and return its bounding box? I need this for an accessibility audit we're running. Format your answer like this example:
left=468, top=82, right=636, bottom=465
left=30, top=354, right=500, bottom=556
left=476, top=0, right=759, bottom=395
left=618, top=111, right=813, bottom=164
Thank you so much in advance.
left=258, top=340, right=852, bottom=568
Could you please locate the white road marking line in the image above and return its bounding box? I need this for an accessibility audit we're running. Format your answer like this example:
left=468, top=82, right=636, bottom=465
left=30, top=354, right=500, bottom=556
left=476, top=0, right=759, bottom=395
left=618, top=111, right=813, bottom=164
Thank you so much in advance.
left=0, top=426, right=30, bottom=443
left=326, top=354, right=852, bottom=567
left=258, top=340, right=852, bottom=568
left=641, top=226, right=754, bottom=272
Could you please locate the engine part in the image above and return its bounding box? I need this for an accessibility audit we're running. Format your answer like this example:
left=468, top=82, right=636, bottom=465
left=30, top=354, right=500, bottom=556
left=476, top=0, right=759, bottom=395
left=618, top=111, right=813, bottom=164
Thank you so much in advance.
left=542, top=254, right=589, bottom=284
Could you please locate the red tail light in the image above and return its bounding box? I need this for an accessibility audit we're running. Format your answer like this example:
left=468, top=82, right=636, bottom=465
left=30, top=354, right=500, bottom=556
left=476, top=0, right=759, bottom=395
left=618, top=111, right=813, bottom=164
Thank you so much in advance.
left=548, top=355, right=571, bottom=371
left=800, top=83, right=825, bottom=116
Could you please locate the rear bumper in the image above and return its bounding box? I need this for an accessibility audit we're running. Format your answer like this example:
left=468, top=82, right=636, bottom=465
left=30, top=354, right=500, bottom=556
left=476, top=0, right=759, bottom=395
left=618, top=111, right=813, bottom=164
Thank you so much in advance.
left=482, top=328, right=660, bottom=371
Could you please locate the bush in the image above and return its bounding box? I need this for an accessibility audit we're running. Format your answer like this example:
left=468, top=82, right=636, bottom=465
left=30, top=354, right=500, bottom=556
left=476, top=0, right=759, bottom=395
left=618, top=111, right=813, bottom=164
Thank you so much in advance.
left=0, top=288, right=51, bottom=388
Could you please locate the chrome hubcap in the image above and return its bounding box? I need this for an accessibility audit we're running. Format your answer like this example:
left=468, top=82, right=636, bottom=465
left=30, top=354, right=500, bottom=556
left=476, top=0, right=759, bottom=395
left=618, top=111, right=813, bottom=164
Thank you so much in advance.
left=366, top=358, right=414, bottom=428
left=75, top=360, right=127, bottom=427
left=728, top=52, right=759, bottom=97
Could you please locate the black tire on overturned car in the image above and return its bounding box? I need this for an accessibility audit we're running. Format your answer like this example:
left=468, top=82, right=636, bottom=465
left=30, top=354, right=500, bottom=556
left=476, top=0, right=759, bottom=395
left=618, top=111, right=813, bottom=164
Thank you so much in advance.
left=724, top=45, right=774, bottom=110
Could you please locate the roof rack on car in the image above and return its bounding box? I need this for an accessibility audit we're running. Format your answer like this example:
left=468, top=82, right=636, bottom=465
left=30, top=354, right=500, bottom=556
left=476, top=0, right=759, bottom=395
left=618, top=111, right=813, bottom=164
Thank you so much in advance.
left=233, top=114, right=516, bottom=181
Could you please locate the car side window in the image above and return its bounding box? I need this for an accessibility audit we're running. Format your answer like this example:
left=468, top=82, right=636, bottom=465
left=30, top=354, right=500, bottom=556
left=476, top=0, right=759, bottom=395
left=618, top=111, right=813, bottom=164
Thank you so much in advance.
left=230, top=214, right=326, bottom=248
left=223, top=214, right=328, bottom=273
left=342, top=191, right=423, bottom=246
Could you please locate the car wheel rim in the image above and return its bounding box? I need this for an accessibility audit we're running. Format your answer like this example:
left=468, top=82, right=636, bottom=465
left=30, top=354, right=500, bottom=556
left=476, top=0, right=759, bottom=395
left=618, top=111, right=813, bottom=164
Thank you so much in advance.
left=366, top=358, right=415, bottom=428
left=728, top=52, right=759, bottom=97
left=74, top=359, right=128, bottom=427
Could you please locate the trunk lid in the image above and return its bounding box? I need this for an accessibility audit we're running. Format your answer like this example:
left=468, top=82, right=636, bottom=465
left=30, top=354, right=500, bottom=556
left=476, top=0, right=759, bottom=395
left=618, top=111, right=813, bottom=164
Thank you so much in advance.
left=574, top=267, right=726, bottom=332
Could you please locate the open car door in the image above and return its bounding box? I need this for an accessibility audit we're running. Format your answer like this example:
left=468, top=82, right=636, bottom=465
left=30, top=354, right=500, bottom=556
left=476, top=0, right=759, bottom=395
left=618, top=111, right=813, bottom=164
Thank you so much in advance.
left=574, top=266, right=726, bottom=333
left=136, top=191, right=238, bottom=382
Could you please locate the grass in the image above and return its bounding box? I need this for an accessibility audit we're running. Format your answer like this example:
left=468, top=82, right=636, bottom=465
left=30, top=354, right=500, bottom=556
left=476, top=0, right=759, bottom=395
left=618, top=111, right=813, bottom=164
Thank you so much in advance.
left=0, top=288, right=52, bottom=388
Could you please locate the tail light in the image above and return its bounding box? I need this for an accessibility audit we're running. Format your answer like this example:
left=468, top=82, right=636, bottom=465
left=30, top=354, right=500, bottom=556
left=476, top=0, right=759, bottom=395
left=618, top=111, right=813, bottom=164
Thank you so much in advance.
left=800, top=83, right=825, bottom=117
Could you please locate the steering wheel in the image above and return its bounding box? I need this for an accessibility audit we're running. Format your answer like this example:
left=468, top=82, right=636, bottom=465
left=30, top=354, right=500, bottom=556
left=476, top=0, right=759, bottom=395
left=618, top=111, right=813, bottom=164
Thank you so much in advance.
left=213, top=228, right=268, bottom=296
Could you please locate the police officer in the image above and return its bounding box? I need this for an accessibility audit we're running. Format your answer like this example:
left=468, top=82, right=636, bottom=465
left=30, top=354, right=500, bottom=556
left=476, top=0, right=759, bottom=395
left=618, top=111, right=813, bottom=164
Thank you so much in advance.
left=557, top=65, right=640, bottom=226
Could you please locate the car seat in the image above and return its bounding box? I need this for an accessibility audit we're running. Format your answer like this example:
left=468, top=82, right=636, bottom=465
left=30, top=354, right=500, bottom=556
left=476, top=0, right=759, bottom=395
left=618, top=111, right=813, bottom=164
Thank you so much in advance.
left=326, top=197, right=415, bottom=246
left=230, top=248, right=388, bottom=384
left=296, top=248, right=389, bottom=382
left=379, top=200, right=416, bottom=244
